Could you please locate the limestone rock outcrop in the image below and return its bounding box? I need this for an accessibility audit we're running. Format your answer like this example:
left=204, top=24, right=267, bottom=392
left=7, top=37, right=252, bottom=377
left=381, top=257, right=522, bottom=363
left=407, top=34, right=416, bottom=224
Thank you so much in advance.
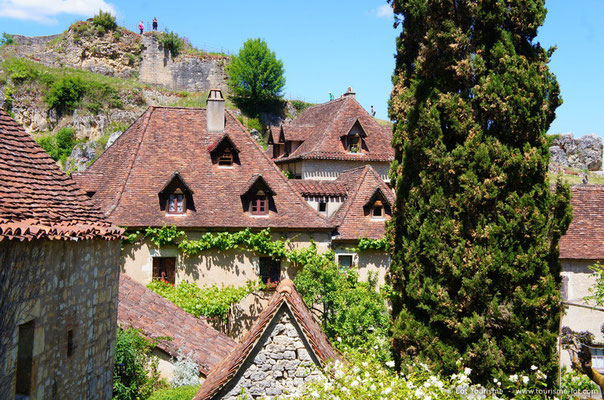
left=549, top=133, right=603, bottom=171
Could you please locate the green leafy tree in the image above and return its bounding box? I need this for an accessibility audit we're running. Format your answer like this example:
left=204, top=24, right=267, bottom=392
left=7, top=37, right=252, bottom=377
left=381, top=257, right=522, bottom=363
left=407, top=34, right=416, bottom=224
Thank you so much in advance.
left=387, top=0, right=572, bottom=385
left=92, top=10, right=118, bottom=33
left=158, top=30, right=185, bottom=58
left=227, top=38, right=285, bottom=113
left=45, top=76, right=85, bottom=114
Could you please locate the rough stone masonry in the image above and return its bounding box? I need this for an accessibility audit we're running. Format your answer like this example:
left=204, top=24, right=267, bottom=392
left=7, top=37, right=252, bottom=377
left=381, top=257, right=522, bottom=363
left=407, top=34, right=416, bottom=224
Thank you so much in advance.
left=219, top=306, right=324, bottom=399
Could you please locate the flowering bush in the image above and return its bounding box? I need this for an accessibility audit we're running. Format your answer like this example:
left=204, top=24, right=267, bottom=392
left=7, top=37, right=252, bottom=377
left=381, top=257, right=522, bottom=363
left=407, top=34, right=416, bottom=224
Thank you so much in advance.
left=286, top=351, right=554, bottom=400
left=169, top=353, right=200, bottom=388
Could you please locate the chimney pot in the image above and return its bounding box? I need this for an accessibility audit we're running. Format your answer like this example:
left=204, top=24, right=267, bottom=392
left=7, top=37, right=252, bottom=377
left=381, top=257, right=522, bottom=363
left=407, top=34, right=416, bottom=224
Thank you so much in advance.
left=343, top=87, right=356, bottom=98
left=207, top=89, right=225, bottom=133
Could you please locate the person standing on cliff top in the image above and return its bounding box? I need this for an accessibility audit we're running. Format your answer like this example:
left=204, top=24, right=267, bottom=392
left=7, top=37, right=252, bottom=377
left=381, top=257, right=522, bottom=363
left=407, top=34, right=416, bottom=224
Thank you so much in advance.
left=152, top=17, right=158, bottom=31
left=139, top=21, right=144, bottom=34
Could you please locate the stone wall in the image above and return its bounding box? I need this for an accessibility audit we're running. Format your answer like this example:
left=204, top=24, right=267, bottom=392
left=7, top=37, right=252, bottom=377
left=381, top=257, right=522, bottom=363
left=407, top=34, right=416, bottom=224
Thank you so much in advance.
left=549, top=133, right=603, bottom=171
left=217, top=305, right=323, bottom=399
left=0, top=239, right=121, bottom=399
left=139, top=35, right=229, bottom=93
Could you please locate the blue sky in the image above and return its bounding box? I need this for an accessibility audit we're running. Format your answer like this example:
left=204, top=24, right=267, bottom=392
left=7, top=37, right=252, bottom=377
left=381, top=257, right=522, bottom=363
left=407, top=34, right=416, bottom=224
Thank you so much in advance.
left=0, top=0, right=602, bottom=137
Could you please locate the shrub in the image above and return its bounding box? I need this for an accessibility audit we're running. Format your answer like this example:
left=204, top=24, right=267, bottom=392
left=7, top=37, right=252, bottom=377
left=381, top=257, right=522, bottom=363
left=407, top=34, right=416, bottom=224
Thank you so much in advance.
left=290, top=99, right=314, bottom=113
left=113, top=327, right=166, bottom=400
left=35, top=127, right=77, bottom=163
left=148, top=385, right=201, bottom=400
left=146, top=279, right=258, bottom=321
left=0, top=33, right=14, bottom=46
left=45, top=76, right=85, bottom=114
left=158, top=30, right=185, bottom=58
left=92, top=10, right=117, bottom=33
left=169, top=354, right=200, bottom=387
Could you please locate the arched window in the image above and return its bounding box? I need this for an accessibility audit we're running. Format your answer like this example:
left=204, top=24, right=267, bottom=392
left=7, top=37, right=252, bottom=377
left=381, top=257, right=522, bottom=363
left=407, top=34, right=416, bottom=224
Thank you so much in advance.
left=251, top=190, right=268, bottom=215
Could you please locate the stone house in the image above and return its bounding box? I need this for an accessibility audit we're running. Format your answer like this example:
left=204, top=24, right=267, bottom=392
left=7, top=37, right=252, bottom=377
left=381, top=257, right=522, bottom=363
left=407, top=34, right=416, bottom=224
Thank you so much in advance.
left=0, top=110, right=123, bottom=399
left=193, top=279, right=340, bottom=400
left=559, top=185, right=604, bottom=369
left=268, top=88, right=393, bottom=181
left=73, top=89, right=333, bottom=292
left=117, top=274, right=236, bottom=380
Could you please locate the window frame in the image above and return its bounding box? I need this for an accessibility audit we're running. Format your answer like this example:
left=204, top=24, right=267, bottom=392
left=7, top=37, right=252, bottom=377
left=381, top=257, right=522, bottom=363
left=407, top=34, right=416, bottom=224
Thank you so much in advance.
left=167, top=193, right=186, bottom=215
left=152, top=257, right=176, bottom=284
left=346, top=135, right=361, bottom=153
left=218, top=148, right=234, bottom=167
left=337, top=254, right=354, bottom=270
left=250, top=191, right=268, bottom=216
left=259, top=257, right=281, bottom=284
left=371, top=200, right=384, bottom=219
left=318, top=200, right=327, bottom=214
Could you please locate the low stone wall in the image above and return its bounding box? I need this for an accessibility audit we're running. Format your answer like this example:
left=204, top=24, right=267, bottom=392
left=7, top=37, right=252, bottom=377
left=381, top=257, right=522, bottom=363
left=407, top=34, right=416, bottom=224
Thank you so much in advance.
left=217, top=306, right=323, bottom=399
left=0, top=239, right=121, bottom=399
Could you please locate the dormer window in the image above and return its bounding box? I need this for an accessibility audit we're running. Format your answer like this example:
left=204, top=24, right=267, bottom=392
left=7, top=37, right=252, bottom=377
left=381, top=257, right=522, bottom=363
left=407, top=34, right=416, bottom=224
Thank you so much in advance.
left=371, top=200, right=384, bottom=219
left=218, top=148, right=233, bottom=167
left=251, top=190, right=268, bottom=215
left=347, top=135, right=361, bottom=153
left=168, top=193, right=185, bottom=214
left=159, top=172, right=194, bottom=215
left=343, top=119, right=368, bottom=154
left=242, top=174, right=275, bottom=217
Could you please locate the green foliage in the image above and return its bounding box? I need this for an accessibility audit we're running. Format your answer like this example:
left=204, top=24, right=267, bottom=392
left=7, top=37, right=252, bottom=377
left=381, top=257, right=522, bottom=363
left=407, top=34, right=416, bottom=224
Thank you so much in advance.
left=45, top=76, right=85, bottom=113
left=1, top=57, right=140, bottom=115
left=1, top=33, right=14, bottom=46
left=145, top=225, right=185, bottom=247
left=113, top=328, right=166, bottom=400
left=561, top=369, right=600, bottom=399
left=290, top=99, right=314, bottom=113
left=388, top=0, right=573, bottom=386
left=91, top=10, right=118, bottom=33
left=158, top=30, right=185, bottom=58
left=148, top=385, right=201, bottom=400
left=293, top=250, right=391, bottom=359
left=356, top=237, right=389, bottom=252
left=2, top=85, right=14, bottom=111
left=227, top=38, right=285, bottom=114
left=35, top=127, right=77, bottom=163
left=147, top=280, right=258, bottom=321
left=587, top=262, right=604, bottom=305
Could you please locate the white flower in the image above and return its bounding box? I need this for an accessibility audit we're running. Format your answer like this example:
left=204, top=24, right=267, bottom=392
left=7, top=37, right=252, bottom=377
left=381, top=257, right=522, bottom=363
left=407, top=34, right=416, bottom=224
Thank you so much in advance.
left=382, top=387, right=392, bottom=395
left=386, top=360, right=395, bottom=368
left=337, top=337, right=342, bottom=342
left=531, top=365, right=538, bottom=371
left=351, top=379, right=359, bottom=388
left=464, top=367, right=472, bottom=376
left=522, top=376, right=529, bottom=385
left=509, top=374, right=518, bottom=382
left=493, top=378, right=498, bottom=383
left=370, top=384, right=376, bottom=391
left=311, top=390, right=319, bottom=398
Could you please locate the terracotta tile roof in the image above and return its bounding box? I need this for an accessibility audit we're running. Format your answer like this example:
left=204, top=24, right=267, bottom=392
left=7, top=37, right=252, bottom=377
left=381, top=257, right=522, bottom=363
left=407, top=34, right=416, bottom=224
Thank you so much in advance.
left=273, top=97, right=394, bottom=163
left=117, top=274, right=237, bottom=375
left=290, top=180, right=348, bottom=197
left=193, top=279, right=340, bottom=400
left=0, top=110, right=122, bottom=241
left=330, top=165, right=395, bottom=241
left=560, top=185, right=604, bottom=260
left=73, top=106, right=332, bottom=230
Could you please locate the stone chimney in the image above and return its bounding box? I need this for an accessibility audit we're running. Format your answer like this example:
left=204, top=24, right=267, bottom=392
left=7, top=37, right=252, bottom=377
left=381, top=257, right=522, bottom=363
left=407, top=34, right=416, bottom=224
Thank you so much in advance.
left=342, top=87, right=356, bottom=98
left=207, top=89, right=225, bottom=133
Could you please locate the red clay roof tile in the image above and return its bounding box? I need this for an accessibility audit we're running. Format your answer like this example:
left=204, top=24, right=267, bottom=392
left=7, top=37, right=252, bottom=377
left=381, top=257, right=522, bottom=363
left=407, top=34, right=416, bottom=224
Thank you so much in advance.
left=560, top=185, right=604, bottom=260
left=0, top=110, right=122, bottom=241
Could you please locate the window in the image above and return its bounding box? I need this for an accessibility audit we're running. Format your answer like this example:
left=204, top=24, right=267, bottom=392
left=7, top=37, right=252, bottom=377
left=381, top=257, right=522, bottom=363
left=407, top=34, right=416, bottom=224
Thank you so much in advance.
left=259, top=257, right=281, bottom=284
left=85, top=191, right=96, bottom=198
left=67, top=329, right=75, bottom=357
left=153, top=257, right=176, bottom=284
left=218, top=148, right=233, bottom=167
left=338, top=255, right=353, bottom=270
left=251, top=190, right=268, bottom=215
left=347, top=135, right=361, bottom=153
left=167, top=194, right=185, bottom=214
left=318, top=201, right=327, bottom=214
left=16, top=320, right=35, bottom=397
left=371, top=200, right=384, bottom=219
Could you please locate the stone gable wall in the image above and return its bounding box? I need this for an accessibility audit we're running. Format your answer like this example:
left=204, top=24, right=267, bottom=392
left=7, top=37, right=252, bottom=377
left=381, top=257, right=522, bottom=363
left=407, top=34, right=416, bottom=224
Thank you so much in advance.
left=217, top=305, right=323, bottom=399
left=0, top=239, right=121, bottom=399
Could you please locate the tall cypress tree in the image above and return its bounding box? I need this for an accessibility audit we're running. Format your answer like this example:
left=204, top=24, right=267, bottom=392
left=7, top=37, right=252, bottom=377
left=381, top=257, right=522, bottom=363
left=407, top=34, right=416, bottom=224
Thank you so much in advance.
left=387, top=0, right=572, bottom=384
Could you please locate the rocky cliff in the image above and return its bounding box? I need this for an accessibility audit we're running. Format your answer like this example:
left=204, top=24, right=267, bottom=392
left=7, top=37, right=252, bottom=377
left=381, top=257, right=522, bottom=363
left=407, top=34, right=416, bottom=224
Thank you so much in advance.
left=549, top=133, right=603, bottom=172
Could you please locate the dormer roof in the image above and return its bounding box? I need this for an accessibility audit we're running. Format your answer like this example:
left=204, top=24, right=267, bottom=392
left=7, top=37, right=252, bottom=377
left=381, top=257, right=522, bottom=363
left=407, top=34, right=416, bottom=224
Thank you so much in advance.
left=73, top=106, right=332, bottom=230
left=273, top=96, right=394, bottom=163
left=207, top=133, right=239, bottom=154
left=159, top=171, right=194, bottom=194
left=241, top=174, right=275, bottom=196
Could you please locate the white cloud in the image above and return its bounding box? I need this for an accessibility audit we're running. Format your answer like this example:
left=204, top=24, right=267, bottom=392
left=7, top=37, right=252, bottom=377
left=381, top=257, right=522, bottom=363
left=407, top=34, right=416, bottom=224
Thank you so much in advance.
left=375, top=4, right=393, bottom=19
left=0, top=0, right=116, bottom=24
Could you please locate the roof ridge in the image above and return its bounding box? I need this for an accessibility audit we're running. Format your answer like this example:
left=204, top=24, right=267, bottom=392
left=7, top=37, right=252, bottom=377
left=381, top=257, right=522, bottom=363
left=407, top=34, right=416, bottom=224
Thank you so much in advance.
left=107, top=107, right=155, bottom=217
